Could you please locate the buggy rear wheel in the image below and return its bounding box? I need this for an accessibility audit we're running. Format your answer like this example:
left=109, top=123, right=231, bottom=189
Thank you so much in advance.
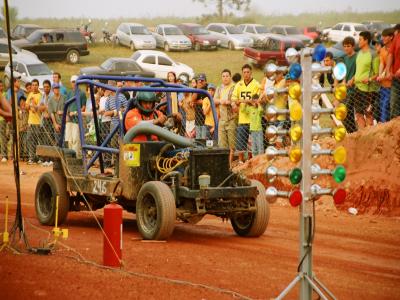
left=35, top=172, right=69, bottom=225
left=230, top=180, right=269, bottom=237
left=136, top=181, right=176, bottom=240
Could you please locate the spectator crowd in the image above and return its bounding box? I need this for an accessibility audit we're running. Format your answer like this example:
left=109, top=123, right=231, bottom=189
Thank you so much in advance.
left=0, top=25, right=399, bottom=168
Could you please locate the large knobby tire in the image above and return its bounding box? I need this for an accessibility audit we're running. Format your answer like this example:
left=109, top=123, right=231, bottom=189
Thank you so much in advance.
left=194, top=42, right=201, bottom=51
left=130, top=42, right=136, bottom=51
left=66, top=49, right=80, bottom=64
left=35, top=172, right=69, bottom=226
left=164, top=42, right=170, bottom=52
left=230, top=179, right=270, bottom=237
left=136, top=181, right=176, bottom=240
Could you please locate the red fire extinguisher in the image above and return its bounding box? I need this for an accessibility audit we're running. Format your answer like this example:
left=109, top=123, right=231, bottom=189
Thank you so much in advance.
left=103, top=202, right=123, bottom=267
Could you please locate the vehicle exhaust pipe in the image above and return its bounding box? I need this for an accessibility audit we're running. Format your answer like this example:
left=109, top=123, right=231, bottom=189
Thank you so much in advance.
left=123, top=122, right=196, bottom=148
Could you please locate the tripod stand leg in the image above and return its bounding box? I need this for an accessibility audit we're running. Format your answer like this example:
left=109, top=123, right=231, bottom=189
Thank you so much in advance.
left=313, top=275, right=337, bottom=300
left=275, top=275, right=301, bottom=300
left=304, top=275, right=329, bottom=300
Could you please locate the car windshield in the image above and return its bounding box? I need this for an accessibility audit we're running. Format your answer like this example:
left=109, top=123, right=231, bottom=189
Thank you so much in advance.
left=255, top=26, right=269, bottom=34
left=130, top=26, right=151, bottom=35
left=286, top=27, right=301, bottom=34
left=226, top=26, right=242, bottom=34
left=190, top=26, right=209, bottom=35
left=26, top=27, right=41, bottom=36
left=26, top=63, right=51, bottom=76
left=26, top=30, right=42, bottom=42
left=372, top=23, right=390, bottom=30
left=164, top=27, right=183, bottom=35
left=100, top=59, right=113, bottom=69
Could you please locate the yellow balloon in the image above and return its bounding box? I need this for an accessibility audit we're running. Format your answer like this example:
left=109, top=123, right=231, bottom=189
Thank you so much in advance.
left=289, top=147, right=302, bottom=163
left=334, top=84, right=347, bottom=101
left=289, top=101, right=302, bottom=121
left=289, top=124, right=303, bottom=142
left=333, top=126, right=347, bottom=142
left=333, top=146, right=347, bottom=164
left=288, top=82, right=302, bottom=100
left=335, top=103, right=348, bottom=121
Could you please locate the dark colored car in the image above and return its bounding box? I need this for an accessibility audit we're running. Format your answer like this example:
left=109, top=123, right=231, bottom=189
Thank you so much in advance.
left=178, top=23, right=220, bottom=51
left=80, top=57, right=155, bottom=77
left=13, top=28, right=89, bottom=64
left=244, top=36, right=304, bottom=67
left=11, top=24, right=42, bottom=40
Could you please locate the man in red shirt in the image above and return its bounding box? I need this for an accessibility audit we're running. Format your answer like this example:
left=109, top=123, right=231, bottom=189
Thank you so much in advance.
left=124, top=91, right=166, bottom=142
left=386, top=24, right=400, bottom=119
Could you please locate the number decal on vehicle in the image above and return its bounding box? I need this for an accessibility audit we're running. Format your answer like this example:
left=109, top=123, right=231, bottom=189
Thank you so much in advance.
left=93, top=180, right=107, bottom=194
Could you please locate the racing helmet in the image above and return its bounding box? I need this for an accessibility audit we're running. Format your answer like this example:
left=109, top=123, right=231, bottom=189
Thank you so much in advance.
left=285, top=48, right=298, bottom=64
left=136, top=91, right=157, bottom=115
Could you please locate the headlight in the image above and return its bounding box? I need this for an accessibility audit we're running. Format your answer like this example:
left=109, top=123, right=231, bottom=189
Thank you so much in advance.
left=203, top=40, right=210, bottom=45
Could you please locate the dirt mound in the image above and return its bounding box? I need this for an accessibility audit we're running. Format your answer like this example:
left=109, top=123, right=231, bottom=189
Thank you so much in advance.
left=235, top=118, right=400, bottom=216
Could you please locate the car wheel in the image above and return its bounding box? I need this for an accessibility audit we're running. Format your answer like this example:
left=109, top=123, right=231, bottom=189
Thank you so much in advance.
left=66, top=49, right=80, bottom=64
left=228, top=41, right=235, bottom=50
left=130, top=42, right=136, bottom=51
left=35, top=172, right=69, bottom=226
left=194, top=43, right=201, bottom=51
left=230, top=180, right=270, bottom=237
left=164, top=42, right=170, bottom=52
left=136, top=181, right=176, bottom=240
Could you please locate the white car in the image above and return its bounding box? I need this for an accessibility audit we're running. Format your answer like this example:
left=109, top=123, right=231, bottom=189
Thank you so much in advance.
left=238, top=23, right=272, bottom=46
left=325, top=22, right=368, bottom=43
left=131, top=50, right=194, bottom=81
left=152, top=24, right=192, bottom=51
left=0, top=38, right=38, bottom=69
left=116, top=23, right=156, bottom=50
left=4, top=56, right=53, bottom=91
left=206, top=23, right=253, bottom=50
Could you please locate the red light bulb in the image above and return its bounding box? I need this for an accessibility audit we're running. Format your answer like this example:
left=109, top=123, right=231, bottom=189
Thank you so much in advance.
left=289, top=189, right=303, bottom=207
left=333, top=188, right=346, bottom=204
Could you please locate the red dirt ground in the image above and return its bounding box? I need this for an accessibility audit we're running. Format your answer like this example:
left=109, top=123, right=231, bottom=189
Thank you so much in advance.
left=1, top=120, right=400, bottom=299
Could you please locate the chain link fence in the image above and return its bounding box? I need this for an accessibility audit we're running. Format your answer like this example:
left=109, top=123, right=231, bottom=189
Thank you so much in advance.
left=0, top=78, right=399, bottom=166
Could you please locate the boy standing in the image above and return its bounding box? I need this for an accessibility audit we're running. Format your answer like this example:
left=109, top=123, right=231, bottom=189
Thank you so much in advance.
left=25, top=79, right=42, bottom=164
left=245, top=95, right=264, bottom=156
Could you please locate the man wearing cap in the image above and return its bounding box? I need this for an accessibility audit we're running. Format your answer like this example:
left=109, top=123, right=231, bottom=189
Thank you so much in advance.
left=48, top=82, right=66, bottom=143
left=125, top=91, right=167, bottom=142
left=191, top=73, right=208, bottom=139
left=66, top=75, right=86, bottom=158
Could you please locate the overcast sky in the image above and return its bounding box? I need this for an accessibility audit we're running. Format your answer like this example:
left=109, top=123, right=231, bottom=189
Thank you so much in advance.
left=11, top=0, right=400, bottom=19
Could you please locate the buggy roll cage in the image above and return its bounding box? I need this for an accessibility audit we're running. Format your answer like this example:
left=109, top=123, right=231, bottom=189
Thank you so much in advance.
left=59, top=75, right=218, bottom=175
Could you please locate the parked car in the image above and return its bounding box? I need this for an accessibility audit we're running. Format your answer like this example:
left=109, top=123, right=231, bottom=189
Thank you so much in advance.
left=80, top=57, right=155, bottom=77
left=238, top=23, right=271, bottom=47
left=13, top=28, right=90, bottom=64
left=324, top=22, right=368, bottom=43
left=11, top=24, right=42, bottom=40
left=243, top=36, right=304, bottom=67
left=178, top=23, right=220, bottom=51
left=362, top=21, right=392, bottom=40
left=0, top=38, right=38, bottom=69
left=270, top=25, right=313, bottom=45
left=206, top=23, right=253, bottom=50
left=115, top=23, right=156, bottom=51
left=131, top=50, right=194, bottom=81
left=302, top=26, right=320, bottom=40
left=152, top=24, right=192, bottom=51
left=4, top=56, right=53, bottom=91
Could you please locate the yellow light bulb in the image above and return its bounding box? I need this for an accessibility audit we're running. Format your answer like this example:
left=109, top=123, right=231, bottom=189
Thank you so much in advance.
left=289, top=101, right=302, bottom=121
left=333, top=146, right=347, bottom=164
left=288, top=82, right=302, bottom=100
left=335, top=103, right=348, bottom=121
left=289, top=124, right=302, bottom=142
left=334, top=84, right=347, bottom=101
left=289, top=147, right=302, bottom=163
left=333, top=125, right=347, bottom=142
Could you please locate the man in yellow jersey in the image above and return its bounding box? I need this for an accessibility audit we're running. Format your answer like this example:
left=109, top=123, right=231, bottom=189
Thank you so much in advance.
left=232, top=64, right=260, bottom=163
left=25, top=79, right=43, bottom=164
left=214, top=69, right=236, bottom=166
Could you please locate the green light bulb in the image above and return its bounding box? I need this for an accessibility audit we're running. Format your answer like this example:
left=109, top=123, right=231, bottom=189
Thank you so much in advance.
left=289, top=168, right=302, bottom=185
left=333, top=165, right=346, bottom=183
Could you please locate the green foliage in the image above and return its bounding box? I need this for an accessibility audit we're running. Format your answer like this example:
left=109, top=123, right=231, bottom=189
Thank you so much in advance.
left=1, top=6, right=18, bottom=27
left=193, top=0, right=251, bottom=18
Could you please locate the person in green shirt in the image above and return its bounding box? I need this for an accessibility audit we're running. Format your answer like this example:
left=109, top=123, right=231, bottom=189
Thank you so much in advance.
left=354, top=31, right=380, bottom=129
left=341, top=36, right=358, bottom=133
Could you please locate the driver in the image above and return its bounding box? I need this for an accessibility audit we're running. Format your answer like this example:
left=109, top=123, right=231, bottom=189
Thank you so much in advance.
left=124, top=91, right=167, bottom=142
